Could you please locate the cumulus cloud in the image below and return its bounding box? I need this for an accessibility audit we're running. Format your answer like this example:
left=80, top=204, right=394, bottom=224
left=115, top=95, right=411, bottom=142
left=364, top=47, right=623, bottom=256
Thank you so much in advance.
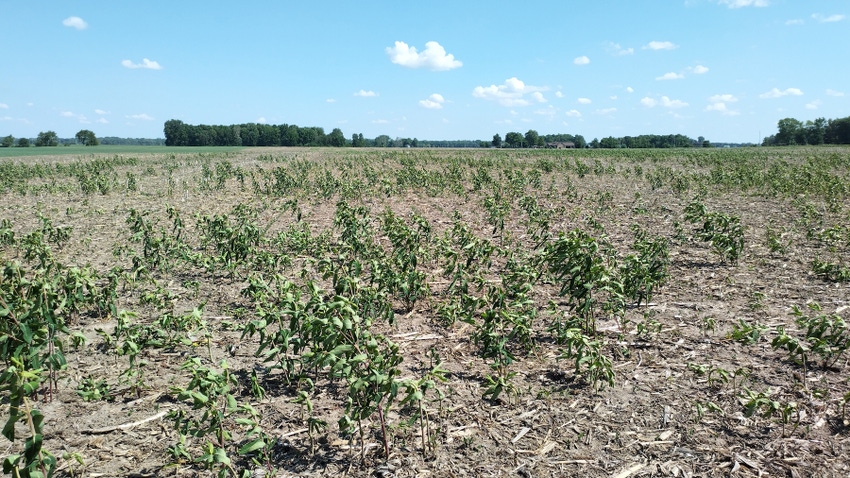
left=606, top=42, right=634, bottom=56
left=812, top=13, right=845, bottom=23
left=127, top=113, right=154, bottom=121
left=256, top=117, right=267, bottom=124
left=0, top=103, right=8, bottom=109
left=565, top=109, right=582, bottom=118
left=63, top=16, right=88, bottom=30
left=707, top=93, right=741, bottom=115
left=354, top=90, right=378, bottom=97
left=642, top=96, right=688, bottom=108
left=472, top=77, right=547, bottom=107
left=577, top=97, right=592, bottom=104
left=419, top=93, right=446, bottom=109
left=691, top=65, right=709, bottom=74
left=656, top=72, right=684, bottom=80
left=326, top=98, right=336, bottom=103
left=786, top=19, right=804, bottom=25
left=595, top=108, right=617, bottom=115
left=61, top=111, right=90, bottom=123
left=626, top=86, right=634, bottom=93
left=555, top=91, right=564, bottom=98
left=644, top=41, right=677, bottom=51
left=535, top=106, right=557, bottom=118
left=759, top=87, right=803, bottom=98
left=716, top=0, right=769, bottom=7
left=573, top=55, right=590, bottom=65
left=94, top=109, right=110, bottom=115
left=826, top=89, right=845, bottom=97
left=122, top=58, right=162, bottom=70
left=709, top=94, right=738, bottom=103
left=96, top=118, right=109, bottom=124
left=805, top=100, right=821, bottom=110
left=386, top=41, right=462, bottom=71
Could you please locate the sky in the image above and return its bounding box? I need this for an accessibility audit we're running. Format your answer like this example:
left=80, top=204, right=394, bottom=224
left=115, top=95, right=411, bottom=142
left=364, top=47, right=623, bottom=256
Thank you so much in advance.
left=1, top=0, right=848, bottom=144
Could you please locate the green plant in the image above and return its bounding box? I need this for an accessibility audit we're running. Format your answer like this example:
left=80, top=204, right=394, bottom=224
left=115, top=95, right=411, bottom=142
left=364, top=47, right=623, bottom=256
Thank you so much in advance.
left=169, top=358, right=240, bottom=477
left=1, top=357, right=57, bottom=478
left=728, top=319, right=767, bottom=344
left=76, top=376, right=112, bottom=402
left=684, top=201, right=745, bottom=263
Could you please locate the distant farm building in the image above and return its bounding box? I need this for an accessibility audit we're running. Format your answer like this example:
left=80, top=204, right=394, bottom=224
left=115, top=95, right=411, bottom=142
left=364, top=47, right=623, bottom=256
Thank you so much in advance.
left=546, top=141, right=576, bottom=149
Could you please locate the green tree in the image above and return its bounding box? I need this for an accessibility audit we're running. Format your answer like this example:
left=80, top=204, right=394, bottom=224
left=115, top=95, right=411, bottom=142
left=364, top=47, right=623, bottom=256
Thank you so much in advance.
left=491, top=133, right=502, bottom=148
left=1, top=135, right=13, bottom=148
left=825, top=116, right=850, bottom=144
left=326, top=128, right=346, bottom=147
left=16, top=138, right=30, bottom=147
left=574, top=135, right=587, bottom=148
left=805, top=118, right=826, bottom=145
left=374, top=135, right=391, bottom=147
left=776, top=118, right=803, bottom=145
left=505, top=132, right=523, bottom=148
left=590, top=138, right=600, bottom=148
left=524, top=129, right=540, bottom=148
left=35, top=131, right=59, bottom=147
left=75, top=129, right=99, bottom=146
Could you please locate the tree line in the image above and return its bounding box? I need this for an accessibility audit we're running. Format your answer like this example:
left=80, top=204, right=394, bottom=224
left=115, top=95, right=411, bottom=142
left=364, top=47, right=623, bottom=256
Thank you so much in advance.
left=762, top=116, right=850, bottom=146
left=488, top=130, right=706, bottom=149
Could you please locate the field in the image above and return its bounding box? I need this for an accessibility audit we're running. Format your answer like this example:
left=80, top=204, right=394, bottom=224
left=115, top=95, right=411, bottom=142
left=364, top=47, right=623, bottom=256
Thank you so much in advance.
left=1, top=146, right=849, bottom=477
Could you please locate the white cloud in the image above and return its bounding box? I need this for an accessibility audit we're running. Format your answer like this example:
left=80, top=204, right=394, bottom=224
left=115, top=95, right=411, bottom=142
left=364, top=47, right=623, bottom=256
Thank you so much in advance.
left=709, top=94, right=738, bottom=103
left=656, top=72, right=684, bottom=80
left=644, top=41, right=677, bottom=51
left=716, top=0, right=769, bottom=8
left=555, top=91, right=564, bottom=98
left=610, top=96, right=618, bottom=100
left=661, top=96, right=688, bottom=108
left=96, top=118, right=109, bottom=124
left=354, top=90, right=378, bottom=97
left=419, top=93, right=446, bottom=109
left=60, top=111, right=75, bottom=117
left=122, top=58, right=162, bottom=70
left=94, top=109, right=109, bottom=115
left=326, top=98, right=336, bottom=103
left=0, top=103, right=8, bottom=109
left=812, top=13, right=845, bottom=23
left=626, top=86, right=634, bottom=93
left=606, top=42, right=634, bottom=56
left=691, top=65, right=709, bottom=74
left=472, top=77, right=547, bottom=107
left=805, top=100, right=821, bottom=110
left=759, top=87, right=803, bottom=98
left=565, top=109, right=582, bottom=118
left=63, top=16, right=88, bottom=30
left=386, top=41, right=462, bottom=71
left=826, top=89, right=845, bottom=97
left=642, top=96, right=688, bottom=108
left=577, top=97, right=592, bottom=104
left=573, top=55, right=590, bottom=65
left=531, top=91, right=547, bottom=103
left=127, top=113, right=154, bottom=121
left=595, top=108, right=617, bottom=115
left=786, top=19, right=804, bottom=25
left=256, top=117, right=267, bottom=124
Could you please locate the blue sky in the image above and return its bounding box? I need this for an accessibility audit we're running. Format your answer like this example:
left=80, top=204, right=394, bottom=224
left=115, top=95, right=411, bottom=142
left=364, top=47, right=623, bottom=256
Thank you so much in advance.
left=1, top=0, right=847, bottom=143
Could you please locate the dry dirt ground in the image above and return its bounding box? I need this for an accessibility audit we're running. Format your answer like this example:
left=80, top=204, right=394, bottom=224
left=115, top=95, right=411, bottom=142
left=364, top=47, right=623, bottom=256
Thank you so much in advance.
left=1, top=147, right=849, bottom=477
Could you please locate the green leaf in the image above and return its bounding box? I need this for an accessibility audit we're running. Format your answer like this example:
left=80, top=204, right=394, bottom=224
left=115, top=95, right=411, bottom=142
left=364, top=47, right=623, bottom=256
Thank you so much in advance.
left=213, top=447, right=230, bottom=465
left=238, top=438, right=267, bottom=455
